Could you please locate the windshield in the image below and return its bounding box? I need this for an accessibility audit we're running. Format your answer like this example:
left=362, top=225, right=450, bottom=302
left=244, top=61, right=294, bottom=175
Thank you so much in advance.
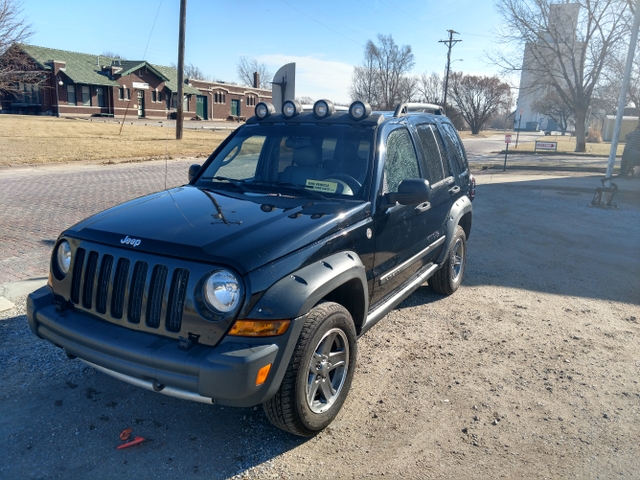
left=196, top=124, right=375, bottom=200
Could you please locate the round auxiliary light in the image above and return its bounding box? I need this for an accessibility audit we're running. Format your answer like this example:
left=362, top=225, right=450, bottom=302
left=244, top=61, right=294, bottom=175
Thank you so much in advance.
left=55, top=240, right=72, bottom=278
left=255, top=101, right=275, bottom=119
left=313, top=99, right=335, bottom=119
left=203, top=270, right=241, bottom=313
left=349, top=100, right=372, bottom=120
left=282, top=99, right=302, bottom=119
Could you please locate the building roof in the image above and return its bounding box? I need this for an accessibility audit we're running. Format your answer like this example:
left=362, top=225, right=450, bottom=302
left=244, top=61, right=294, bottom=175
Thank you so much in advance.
left=16, top=44, right=202, bottom=95
left=19, top=44, right=119, bottom=87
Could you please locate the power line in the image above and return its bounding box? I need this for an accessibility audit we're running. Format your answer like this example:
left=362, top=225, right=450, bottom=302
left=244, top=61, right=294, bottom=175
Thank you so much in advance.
left=439, top=29, right=462, bottom=108
left=143, top=0, right=163, bottom=60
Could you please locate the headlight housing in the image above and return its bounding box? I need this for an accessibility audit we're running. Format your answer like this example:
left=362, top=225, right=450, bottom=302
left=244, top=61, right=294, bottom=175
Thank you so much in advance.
left=203, top=270, right=241, bottom=313
left=54, top=240, right=71, bottom=279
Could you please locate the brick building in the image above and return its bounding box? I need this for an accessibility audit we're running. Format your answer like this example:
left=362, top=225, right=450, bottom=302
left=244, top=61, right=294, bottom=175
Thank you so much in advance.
left=0, top=44, right=271, bottom=120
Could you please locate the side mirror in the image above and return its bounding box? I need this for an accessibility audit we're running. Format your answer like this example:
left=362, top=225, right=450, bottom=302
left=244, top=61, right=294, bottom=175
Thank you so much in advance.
left=384, top=178, right=431, bottom=206
left=188, top=164, right=201, bottom=182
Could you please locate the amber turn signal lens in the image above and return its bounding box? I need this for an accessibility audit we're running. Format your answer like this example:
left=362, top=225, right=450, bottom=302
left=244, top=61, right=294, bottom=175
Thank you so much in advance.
left=228, top=319, right=291, bottom=337
left=256, top=364, right=272, bottom=386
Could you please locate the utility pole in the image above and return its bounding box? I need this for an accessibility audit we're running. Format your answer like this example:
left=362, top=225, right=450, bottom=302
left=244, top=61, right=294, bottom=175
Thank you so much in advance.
left=439, top=30, right=461, bottom=111
left=176, top=0, right=187, bottom=140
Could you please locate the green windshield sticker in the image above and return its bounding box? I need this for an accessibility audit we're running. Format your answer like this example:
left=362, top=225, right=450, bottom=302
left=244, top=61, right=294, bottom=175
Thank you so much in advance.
left=305, top=179, right=338, bottom=193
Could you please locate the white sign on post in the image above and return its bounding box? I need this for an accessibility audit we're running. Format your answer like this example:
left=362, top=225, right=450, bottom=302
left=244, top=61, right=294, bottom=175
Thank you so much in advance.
left=505, top=134, right=512, bottom=144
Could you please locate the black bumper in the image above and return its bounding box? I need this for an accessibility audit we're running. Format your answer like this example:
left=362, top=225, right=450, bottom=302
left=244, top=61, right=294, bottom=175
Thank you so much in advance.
left=27, top=286, right=304, bottom=407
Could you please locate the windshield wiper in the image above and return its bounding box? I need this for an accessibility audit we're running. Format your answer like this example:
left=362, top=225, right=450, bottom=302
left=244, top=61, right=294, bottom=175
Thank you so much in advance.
left=275, top=182, right=327, bottom=200
left=210, top=176, right=250, bottom=193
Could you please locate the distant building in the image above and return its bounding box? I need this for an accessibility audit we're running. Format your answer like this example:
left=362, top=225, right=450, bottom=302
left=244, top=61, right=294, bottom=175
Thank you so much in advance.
left=516, top=3, right=580, bottom=131
left=0, top=44, right=271, bottom=120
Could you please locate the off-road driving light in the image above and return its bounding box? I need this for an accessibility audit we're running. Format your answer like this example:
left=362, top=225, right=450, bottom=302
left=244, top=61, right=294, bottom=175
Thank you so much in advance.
left=228, top=319, right=291, bottom=337
left=255, top=101, right=275, bottom=119
left=55, top=240, right=71, bottom=278
left=349, top=100, right=372, bottom=120
left=256, top=364, right=272, bottom=386
left=282, top=100, right=302, bottom=119
left=313, top=99, right=335, bottom=119
left=203, top=270, right=241, bottom=313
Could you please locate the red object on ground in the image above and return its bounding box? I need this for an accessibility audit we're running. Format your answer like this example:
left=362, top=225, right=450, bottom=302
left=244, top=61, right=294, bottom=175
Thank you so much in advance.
left=116, top=436, right=145, bottom=450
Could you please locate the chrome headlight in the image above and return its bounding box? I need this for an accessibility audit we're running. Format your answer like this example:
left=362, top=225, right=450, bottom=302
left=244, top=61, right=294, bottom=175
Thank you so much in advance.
left=203, top=270, right=241, bottom=313
left=55, top=240, right=71, bottom=278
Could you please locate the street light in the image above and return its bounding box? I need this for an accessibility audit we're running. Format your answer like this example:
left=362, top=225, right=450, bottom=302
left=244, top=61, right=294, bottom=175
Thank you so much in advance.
left=55, top=76, right=63, bottom=118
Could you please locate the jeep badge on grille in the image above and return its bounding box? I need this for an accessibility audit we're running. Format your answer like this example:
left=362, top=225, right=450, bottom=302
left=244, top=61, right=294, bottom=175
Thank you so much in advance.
left=120, top=236, right=141, bottom=247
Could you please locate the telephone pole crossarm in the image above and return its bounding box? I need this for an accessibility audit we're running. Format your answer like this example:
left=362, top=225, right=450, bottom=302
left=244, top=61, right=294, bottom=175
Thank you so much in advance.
left=439, top=29, right=461, bottom=110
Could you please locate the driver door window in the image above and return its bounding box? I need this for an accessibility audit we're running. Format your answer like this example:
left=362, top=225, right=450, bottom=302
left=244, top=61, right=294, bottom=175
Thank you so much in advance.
left=384, top=128, right=420, bottom=193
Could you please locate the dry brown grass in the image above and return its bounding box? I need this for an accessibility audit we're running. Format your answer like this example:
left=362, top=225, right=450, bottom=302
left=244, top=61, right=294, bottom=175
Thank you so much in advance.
left=0, top=115, right=231, bottom=166
left=511, top=132, right=623, bottom=155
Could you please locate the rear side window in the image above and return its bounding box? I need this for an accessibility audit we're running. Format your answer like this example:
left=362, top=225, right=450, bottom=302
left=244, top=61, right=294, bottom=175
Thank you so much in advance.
left=416, top=124, right=451, bottom=185
left=439, top=123, right=468, bottom=174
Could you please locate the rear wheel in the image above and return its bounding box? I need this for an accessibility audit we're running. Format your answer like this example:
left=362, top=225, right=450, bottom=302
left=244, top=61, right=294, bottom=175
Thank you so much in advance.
left=263, top=302, right=357, bottom=436
left=430, top=225, right=467, bottom=295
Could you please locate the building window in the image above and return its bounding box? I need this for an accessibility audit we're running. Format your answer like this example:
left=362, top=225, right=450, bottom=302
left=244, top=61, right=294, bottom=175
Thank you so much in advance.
left=214, top=92, right=226, bottom=104
left=81, top=86, right=91, bottom=106
left=246, top=96, right=256, bottom=106
left=183, top=94, right=189, bottom=111
left=118, top=87, right=124, bottom=100
left=157, top=91, right=162, bottom=102
left=96, top=87, right=105, bottom=107
left=151, top=90, right=157, bottom=102
left=67, top=85, right=76, bottom=105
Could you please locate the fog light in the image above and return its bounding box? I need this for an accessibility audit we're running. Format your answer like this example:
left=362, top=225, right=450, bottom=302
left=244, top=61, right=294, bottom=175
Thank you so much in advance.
left=313, top=99, right=334, bottom=119
left=256, top=364, right=272, bottom=386
left=349, top=100, right=371, bottom=120
left=282, top=100, right=302, bottom=118
left=255, top=102, right=275, bottom=119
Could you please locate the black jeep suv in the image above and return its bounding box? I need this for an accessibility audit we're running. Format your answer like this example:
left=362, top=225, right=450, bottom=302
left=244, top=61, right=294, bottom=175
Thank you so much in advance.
left=27, top=99, right=474, bottom=436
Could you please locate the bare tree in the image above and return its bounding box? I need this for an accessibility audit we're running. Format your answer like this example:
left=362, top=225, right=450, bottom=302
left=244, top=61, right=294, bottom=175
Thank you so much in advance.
left=236, top=57, right=272, bottom=89
left=349, top=34, right=415, bottom=110
left=448, top=73, right=513, bottom=134
left=184, top=63, right=211, bottom=81
left=415, top=72, right=443, bottom=104
left=0, top=0, right=35, bottom=93
left=101, top=51, right=126, bottom=61
left=532, top=90, right=574, bottom=134
left=492, top=0, right=632, bottom=152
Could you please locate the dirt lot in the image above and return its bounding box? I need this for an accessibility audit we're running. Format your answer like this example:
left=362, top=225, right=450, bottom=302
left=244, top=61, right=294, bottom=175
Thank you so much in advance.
left=1, top=168, right=639, bottom=479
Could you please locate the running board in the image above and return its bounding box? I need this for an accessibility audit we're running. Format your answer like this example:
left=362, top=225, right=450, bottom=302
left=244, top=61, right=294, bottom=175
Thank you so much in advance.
left=81, top=360, right=215, bottom=405
left=360, top=262, right=440, bottom=336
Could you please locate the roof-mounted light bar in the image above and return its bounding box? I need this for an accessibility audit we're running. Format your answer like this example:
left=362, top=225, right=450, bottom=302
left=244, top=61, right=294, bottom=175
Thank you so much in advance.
left=349, top=101, right=372, bottom=121
left=255, top=102, right=275, bottom=119
left=394, top=102, right=444, bottom=117
left=313, top=99, right=335, bottom=119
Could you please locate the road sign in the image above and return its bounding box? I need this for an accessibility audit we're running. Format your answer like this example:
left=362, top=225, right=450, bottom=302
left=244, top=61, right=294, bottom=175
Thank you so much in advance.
left=505, top=134, right=512, bottom=144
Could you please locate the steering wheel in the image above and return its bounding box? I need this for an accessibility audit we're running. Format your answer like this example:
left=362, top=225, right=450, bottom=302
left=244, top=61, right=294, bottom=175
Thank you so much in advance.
left=323, top=174, right=362, bottom=194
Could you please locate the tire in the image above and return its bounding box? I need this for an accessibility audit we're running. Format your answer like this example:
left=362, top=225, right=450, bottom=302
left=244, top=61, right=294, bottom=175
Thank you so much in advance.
left=263, top=302, right=357, bottom=436
left=430, top=225, right=467, bottom=295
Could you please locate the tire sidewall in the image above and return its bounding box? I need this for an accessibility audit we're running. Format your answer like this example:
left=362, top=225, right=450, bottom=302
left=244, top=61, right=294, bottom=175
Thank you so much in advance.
left=449, top=227, right=466, bottom=290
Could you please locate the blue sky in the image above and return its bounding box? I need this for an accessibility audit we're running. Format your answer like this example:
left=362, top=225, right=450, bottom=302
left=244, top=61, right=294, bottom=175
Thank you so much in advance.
left=21, top=0, right=506, bottom=103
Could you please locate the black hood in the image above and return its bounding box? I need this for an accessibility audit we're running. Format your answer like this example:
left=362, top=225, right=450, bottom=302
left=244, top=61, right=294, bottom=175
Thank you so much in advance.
left=64, top=186, right=370, bottom=274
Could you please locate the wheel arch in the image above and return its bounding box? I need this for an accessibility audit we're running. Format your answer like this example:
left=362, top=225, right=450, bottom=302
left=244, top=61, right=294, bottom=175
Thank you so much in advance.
left=246, top=251, right=369, bottom=328
left=436, top=196, right=472, bottom=265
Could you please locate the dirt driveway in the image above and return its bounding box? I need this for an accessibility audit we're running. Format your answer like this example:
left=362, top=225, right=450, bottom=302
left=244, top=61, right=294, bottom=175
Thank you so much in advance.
left=1, top=169, right=639, bottom=479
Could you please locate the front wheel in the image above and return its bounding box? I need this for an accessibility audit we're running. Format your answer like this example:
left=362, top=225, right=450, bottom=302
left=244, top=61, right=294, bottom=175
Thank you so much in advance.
left=429, top=225, right=467, bottom=295
left=263, top=302, right=357, bottom=436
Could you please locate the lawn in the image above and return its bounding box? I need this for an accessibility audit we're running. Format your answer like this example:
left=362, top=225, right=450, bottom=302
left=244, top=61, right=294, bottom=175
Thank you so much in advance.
left=0, top=115, right=231, bottom=166
left=502, top=132, right=623, bottom=156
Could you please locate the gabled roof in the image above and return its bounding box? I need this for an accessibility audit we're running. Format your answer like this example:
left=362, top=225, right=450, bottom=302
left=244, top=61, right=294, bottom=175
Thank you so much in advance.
left=18, top=44, right=119, bottom=86
left=15, top=44, right=201, bottom=95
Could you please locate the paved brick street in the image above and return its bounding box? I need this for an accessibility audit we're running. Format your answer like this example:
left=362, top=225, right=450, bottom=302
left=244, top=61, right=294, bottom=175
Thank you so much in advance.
left=0, top=159, right=194, bottom=285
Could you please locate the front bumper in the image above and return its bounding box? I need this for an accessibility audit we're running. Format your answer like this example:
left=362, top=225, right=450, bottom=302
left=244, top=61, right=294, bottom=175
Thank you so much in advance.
left=27, top=286, right=304, bottom=407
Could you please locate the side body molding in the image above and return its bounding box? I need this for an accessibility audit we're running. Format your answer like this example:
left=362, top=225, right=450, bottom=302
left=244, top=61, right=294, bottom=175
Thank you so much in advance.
left=246, top=251, right=368, bottom=326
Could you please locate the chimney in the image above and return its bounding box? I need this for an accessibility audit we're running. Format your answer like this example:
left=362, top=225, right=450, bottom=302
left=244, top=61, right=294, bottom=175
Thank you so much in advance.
left=253, top=72, right=260, bottom=89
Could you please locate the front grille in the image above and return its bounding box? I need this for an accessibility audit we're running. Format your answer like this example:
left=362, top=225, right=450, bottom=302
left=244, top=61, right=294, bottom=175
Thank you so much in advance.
left=69, top=249, right=189, bottom=333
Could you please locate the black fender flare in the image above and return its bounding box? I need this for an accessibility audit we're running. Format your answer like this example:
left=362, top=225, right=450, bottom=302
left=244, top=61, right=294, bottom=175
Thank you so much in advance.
left=436, top=195, right=473, bottom=265
left=246, top=251, right=368, bottom=326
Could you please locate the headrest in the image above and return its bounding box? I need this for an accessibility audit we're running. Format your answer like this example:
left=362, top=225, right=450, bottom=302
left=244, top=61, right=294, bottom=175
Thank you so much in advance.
left=285, top=137, right=312, bottom=149
left=293, top=146, right=321, bottom=167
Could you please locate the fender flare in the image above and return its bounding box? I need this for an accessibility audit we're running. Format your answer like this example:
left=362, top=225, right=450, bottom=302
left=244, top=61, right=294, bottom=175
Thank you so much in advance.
left=246, top=251, right=368, bottom=326
left=436, top=195, right=473, bottom=265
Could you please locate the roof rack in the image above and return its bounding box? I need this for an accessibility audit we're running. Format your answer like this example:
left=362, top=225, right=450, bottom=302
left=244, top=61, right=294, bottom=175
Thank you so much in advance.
left=393, top=102, right=444, bottom=117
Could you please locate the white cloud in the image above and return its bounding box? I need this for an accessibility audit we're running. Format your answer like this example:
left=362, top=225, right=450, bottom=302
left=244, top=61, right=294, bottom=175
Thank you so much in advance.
left=257, top=54, right=354, bottom=104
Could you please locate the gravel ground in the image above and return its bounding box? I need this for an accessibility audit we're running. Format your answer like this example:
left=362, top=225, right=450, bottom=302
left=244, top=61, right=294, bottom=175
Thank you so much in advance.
left=1, top=172, right=639, bottom=479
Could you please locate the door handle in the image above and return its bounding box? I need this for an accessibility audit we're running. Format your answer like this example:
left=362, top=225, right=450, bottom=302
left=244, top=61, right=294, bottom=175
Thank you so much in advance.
left=415, top=201, right=431, bottom=213
left=448, top=186, right=461, bottom=195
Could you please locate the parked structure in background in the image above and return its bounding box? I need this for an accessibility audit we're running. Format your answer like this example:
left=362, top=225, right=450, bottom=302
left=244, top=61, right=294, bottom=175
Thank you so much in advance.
left=0, top=44, right=271, bottom=120
left=515, top=3, right=580, bottom=132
